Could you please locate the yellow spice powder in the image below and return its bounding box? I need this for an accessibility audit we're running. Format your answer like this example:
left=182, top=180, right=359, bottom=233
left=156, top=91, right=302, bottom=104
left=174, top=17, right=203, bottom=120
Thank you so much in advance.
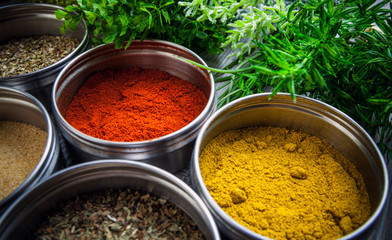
left=199, top=126, right=371, bottom=240
left=0, top=121, right=47, bottom=200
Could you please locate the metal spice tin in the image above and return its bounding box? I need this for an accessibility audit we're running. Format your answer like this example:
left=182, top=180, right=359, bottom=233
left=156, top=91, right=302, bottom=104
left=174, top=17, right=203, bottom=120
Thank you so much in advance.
left=0, top=3, right=90, bottom=110
left=52, top=40, right=216, bottom=173
left=191, top=93, right=389, bottom=240
left=0, top=160, right=220, bottom=240
left=0, top=86, right=60, bottom=214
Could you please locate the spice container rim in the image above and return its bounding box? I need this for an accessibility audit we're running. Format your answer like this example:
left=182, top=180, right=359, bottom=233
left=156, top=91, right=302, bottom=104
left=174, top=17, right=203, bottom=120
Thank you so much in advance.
left=0, top=3, right=90, bottom=80
left=52, top=40, right=216, bottom=146
left=0, top=86, right=53, bottom=201
left=191, top=92, right=389, bottom=240
left=0, top=85, right=55, bottom=169
left=0, top=159, right=221, bottom=240
left=0, top=86, right=60, bottom=212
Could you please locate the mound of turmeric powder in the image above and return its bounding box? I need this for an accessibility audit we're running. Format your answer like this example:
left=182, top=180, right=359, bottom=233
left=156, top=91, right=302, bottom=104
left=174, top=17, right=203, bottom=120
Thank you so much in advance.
left=200, top=126, right=371, bottom=240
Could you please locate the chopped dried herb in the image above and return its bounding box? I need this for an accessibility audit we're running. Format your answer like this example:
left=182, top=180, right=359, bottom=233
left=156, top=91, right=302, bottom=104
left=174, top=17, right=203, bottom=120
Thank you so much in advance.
left=34, top=188, right=206, bottom=240
left=0, top=35, right=79, bottom=78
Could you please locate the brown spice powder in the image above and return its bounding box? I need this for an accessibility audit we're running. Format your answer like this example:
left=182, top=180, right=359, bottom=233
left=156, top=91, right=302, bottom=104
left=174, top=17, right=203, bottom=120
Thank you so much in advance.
left=0, top=121, right=47, bottom=200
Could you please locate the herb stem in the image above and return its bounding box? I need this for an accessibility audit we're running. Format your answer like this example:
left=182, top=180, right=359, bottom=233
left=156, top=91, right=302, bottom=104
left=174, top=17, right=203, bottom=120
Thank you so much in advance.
left=179, top=57, right=254, bottom=74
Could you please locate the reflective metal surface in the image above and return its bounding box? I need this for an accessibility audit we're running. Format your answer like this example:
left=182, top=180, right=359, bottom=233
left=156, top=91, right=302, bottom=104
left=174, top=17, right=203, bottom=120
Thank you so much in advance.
left=191, top=93, right=389, bottom=240
left=0, top=160, right=221, bottom=240
left=0, top=3, right=90, bottom=110
left=0, top=86, right=60, bottom=213
left=52, top=40, right=215, bottom=173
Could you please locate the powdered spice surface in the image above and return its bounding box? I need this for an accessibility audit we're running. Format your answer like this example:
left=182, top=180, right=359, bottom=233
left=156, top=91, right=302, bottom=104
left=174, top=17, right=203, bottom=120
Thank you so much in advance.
left=0, top=121, right=47, bottom=200
left=65, top=67, right=207, bottom=142
left=200, top=126, right=371, bottom=240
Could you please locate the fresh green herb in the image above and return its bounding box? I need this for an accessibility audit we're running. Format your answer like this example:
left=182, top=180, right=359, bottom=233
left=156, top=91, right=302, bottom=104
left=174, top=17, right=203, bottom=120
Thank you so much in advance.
left=186, top=0, right=392, bottom=160
left=180, top=0, right=280, bottom=58
left=54, top=0, right=228, bottom=54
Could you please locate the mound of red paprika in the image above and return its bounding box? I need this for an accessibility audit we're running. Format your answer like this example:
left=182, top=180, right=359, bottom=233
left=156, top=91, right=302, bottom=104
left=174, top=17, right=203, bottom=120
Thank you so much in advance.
left=65, top=67, right=207, bottom=142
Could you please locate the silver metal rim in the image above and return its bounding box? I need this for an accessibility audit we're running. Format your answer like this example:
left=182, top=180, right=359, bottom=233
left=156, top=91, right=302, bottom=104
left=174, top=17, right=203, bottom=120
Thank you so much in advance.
left=192, top=92, right=389, bottom=240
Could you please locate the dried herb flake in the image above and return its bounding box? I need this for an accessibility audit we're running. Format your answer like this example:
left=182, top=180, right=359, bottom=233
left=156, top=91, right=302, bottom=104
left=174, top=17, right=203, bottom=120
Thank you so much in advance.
left=0, top=35, right=79, bottom=78
left=34, top=188, right=206, bottom=240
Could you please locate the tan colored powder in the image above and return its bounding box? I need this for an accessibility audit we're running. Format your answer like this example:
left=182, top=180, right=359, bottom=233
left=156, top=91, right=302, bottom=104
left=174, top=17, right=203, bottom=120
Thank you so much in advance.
left=200, top=126, right=371, bottom=240
left=0, top=121, right=47, bottom=200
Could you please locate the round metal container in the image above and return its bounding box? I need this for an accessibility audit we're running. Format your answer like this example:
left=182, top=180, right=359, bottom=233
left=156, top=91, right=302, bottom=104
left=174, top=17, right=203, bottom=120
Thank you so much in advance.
left=52, top=40, right=215, bottom=173
left=0, top=160, right=221, bottom=240
left=0, top=86, right=60, bottom=214
left=191, top=93, right=389, bottom=240
left=0, top=3, right=90, bottom=110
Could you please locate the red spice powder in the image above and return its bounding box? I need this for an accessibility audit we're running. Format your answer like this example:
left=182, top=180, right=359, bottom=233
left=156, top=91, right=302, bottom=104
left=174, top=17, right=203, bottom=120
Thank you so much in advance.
left=65, top=67, right=208, bottom=142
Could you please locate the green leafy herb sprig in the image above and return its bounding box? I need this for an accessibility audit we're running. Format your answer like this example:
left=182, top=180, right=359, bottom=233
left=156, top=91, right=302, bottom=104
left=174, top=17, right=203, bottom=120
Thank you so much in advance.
left=54, top=0, right=228, bottom=54
left=187, top=0, right=392, bottom=160
left=179, top=0, right=281, bottom=58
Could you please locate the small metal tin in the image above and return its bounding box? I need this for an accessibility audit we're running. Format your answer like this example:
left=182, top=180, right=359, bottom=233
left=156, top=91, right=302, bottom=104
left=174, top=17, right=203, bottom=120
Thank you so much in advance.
left=0, top=160, right=221, bottom=240
left=0, top=86, right=60, bottom=213
left=0, top=3, right=90, bottom=110
left=52, top=40, right=215, bottom=173
left=191, top=93, right=389, bottom=240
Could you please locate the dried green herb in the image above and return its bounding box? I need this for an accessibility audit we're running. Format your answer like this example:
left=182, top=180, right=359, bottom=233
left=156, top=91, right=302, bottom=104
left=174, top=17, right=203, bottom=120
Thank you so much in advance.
left=34, top=188, right=205, bottom=240
left=0, top=35, right=79, bottom=78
